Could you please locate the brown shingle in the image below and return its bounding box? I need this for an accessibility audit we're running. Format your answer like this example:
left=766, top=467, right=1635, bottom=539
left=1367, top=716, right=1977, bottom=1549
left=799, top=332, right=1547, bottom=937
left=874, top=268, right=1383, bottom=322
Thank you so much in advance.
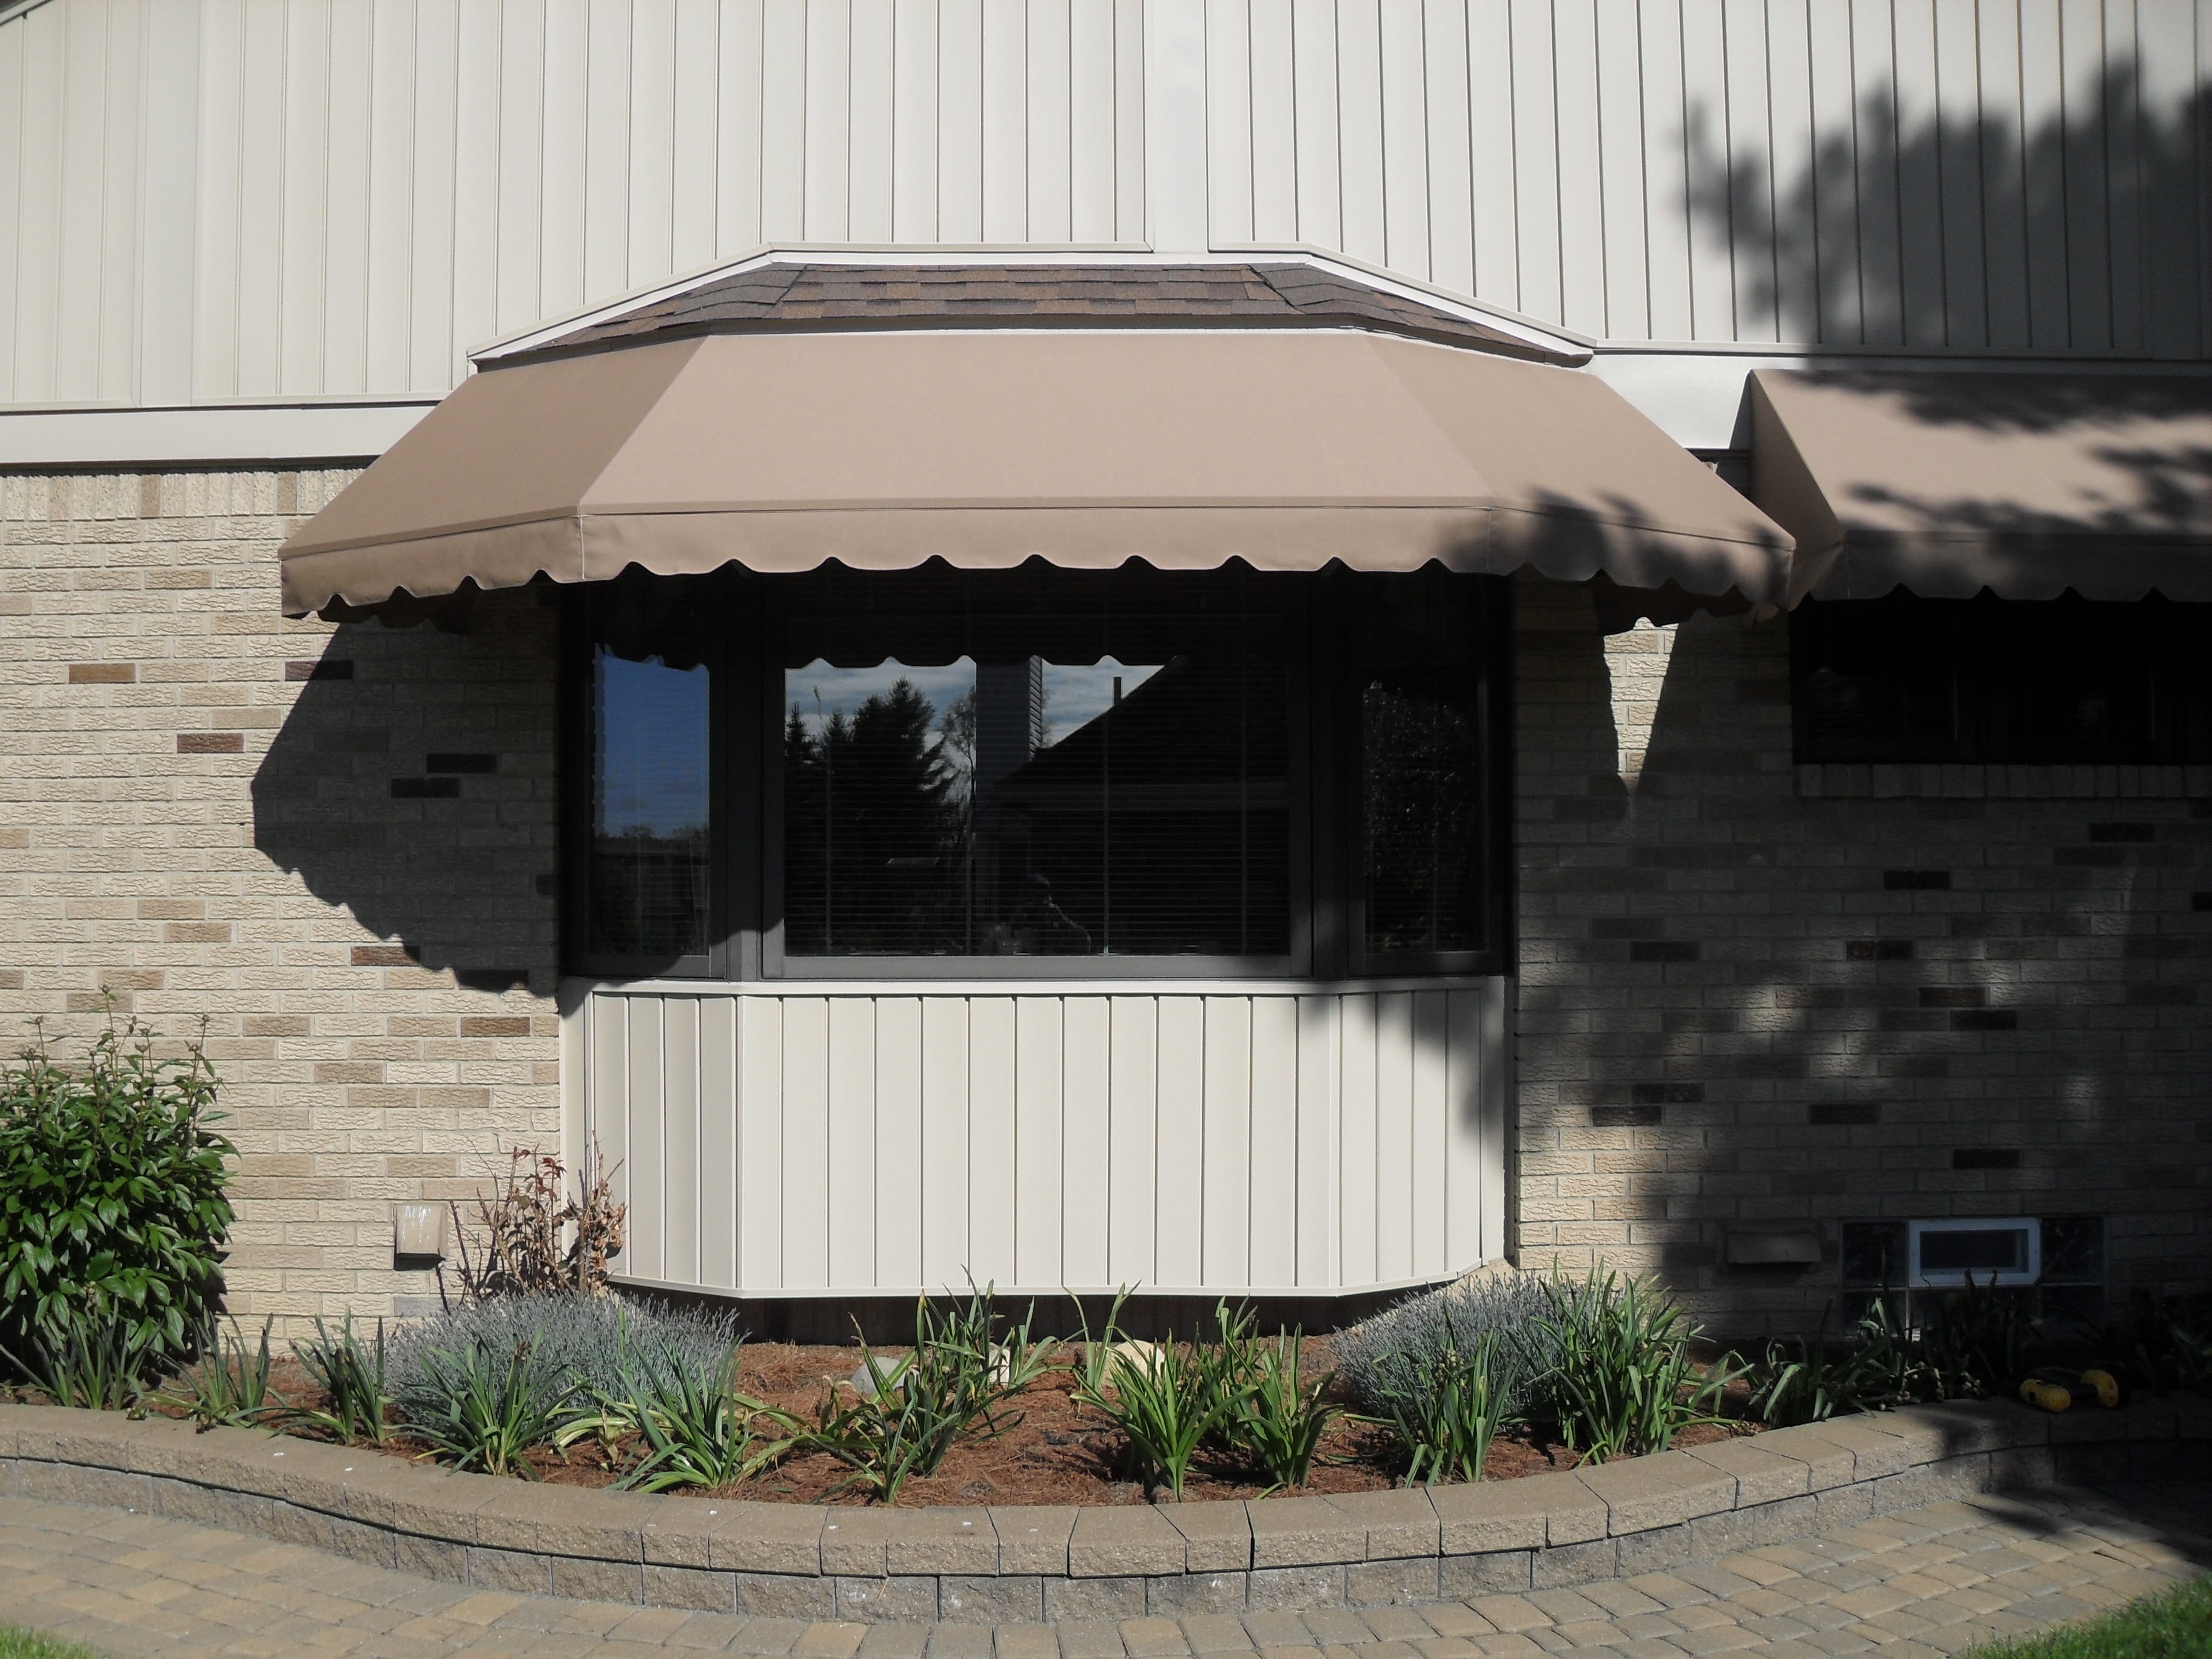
left=532, top=260, right=1570, bottom=361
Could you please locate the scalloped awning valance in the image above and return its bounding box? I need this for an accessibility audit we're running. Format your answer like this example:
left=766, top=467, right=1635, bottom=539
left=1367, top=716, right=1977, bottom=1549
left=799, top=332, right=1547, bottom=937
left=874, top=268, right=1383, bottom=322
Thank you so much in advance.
left=280, top=327, right=1790, bottom=618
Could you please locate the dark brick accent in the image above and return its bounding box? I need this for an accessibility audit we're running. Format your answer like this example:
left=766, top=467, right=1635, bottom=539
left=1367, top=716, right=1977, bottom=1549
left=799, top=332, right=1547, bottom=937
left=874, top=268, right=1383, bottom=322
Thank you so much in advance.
left=535, top=873, right=558, bottom=896
left=1846, top=939, right=1913, bottom=960
left=461, top=1017, right=532, bottom=1036
left=2054, top=846, right=2126, bottom=866
left=350, top=945, right=419, bottom=967
left=1879, top=1011, right=1947, bottom=1031
left=1810, top=1103, right=1880, bottom=1125
left=176, top=732, right=244, bottom=754
left=1592, top=1104, right=1663, bottom=1127
left=391, top=777, right=461, bottom=799
left=1633, top=1082, right=1703, bottom=1105
left=67, top=663, right=134, bottom=683
left=1952, top=1148, right=2022, bottom=1170
left=1950, top=1009, right=2019, bottom=1031
left=1589, top=917, right=1666, bottom=939
left=1919, top=987, right=1986, bottom=1008
left=1629, top=940, right=1700, bottom=962
left=455, top=968, right=530, bottom=992
left=2088, top=822, right=2156, bottom=842
left=1884, top=870, right=1950, bottom=890
left=2193, top=893, right=2212, bottom=911
left=284, top=659, right=354, bottom=680
left=427, top=752, right=498, bottom=774
left=2126, top=984, right=2197, bottom=1005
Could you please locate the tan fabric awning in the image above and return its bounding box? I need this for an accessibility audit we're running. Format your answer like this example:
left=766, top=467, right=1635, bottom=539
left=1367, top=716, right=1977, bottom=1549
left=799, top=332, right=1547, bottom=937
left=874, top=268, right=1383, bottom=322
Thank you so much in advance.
left=281, top=328, right=1789, bottom=617
left=1751, top=368, right=2212, bottom=602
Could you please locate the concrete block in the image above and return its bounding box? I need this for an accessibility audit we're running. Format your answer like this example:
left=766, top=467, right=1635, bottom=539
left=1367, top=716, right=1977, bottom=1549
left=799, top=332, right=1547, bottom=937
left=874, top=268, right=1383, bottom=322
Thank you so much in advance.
left=15, top=1460, right=147, bottom=1509
left=1068, top=1506, right=1185, bottom=1577
left=734, top=1574, right=837, bottom=1619
left=1912, top=1399, right=2049, bottom=1455
left=392, top=1529, right=471, bottom=1584
left=1159, top=1498, right=1253, bottom=1571
left=1858, top=1407, right=1954, bottom=1466
left=1044, top=1575, right=1150, bottom=1621
left=1752, top=1424, right=1858, bottom=1492
left=1687, top=1493, right=1815, bottom=1556
left=937, top=1575, right=1045, bottom=1625
left=1676, top=1436, right=1810, bottom=1506
left=1612, top=1521, right=1692, bottom=1576
left=465, top=1545, right=554, bottom=1594
left=2051, top=1443, right=2130, bottom=1484
left=269, top=1437, right=364, bottom=1518
left=1778, top=1416, right=1915, bottom=1480
left=709, top=1503, right=828, bottom=1575
left=533, top=1486, right=657, bottom=1561
left=1529, top=1537, right=1618, bottom=1588
left=1988, top=1446, right=2056, bottom=1489
left=327, top=1514, right=401, bottom=1571
left=833, top=1577, right=940, bottom=1624
left=1428, top=1481, right=1547, bottom=1553
left=1245, top=1564, right=1346, bottom=1611
left=642, top=1506, right=728, bottom=1569
left=1346, top=1555, right=1442, bottom=1606
left=551, top=1555, right=646, bottom=1603
left=1142, top=1571, right=1249, bottom=1615
left=643, top=1564, right=739, bottom=1612
left=2048, top=1407, right=2129, bottom=1446
left=1246, top=1495, right=1367, bottom=1567
left=1325, top=1488, right=1442, bottom=1559
left=1812, top=1481, right=1875, bottom=1527
left=1576, top=1451, right=1735, bottom=1534
left=266, top=1496, right=340, bottom=1553
left=1438, top=1549, right=1533, bottom=1598
left=990, top=1506, right=1077, bottom=1575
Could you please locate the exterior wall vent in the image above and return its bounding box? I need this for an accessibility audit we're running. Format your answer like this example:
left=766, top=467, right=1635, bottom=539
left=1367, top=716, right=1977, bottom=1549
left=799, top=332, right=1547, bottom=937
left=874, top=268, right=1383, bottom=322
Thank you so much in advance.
left=1906, top=1216, right=2040, bottom=1289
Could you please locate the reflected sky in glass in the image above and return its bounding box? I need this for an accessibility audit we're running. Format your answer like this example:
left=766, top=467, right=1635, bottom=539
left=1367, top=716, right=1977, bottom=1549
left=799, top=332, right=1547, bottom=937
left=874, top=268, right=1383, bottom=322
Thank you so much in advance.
left=786, top=657, right=1164, bottom=748
left=596, top=651, right=709, bottom=836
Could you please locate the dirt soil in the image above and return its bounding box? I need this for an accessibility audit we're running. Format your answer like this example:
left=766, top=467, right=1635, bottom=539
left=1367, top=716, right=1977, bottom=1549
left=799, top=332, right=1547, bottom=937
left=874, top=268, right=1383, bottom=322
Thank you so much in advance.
left=147, top=1336, right=1763, bottom=1507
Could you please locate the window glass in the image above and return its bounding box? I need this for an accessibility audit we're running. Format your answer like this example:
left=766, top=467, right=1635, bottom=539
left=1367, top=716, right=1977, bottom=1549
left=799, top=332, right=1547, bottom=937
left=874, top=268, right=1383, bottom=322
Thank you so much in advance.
left=1792, top=595, right=2209, bottom=765
left=1358, top=578, right=1488, bottom=958
left=780, top=569, right=1289, bottom=959
left=592, top=646, right=711, bottom=959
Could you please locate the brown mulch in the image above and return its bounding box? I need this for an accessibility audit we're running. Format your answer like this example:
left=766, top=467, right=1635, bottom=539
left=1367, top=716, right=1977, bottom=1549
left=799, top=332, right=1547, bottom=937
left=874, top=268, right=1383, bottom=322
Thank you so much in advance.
left=139, top=1335, right=1763, bottom=1507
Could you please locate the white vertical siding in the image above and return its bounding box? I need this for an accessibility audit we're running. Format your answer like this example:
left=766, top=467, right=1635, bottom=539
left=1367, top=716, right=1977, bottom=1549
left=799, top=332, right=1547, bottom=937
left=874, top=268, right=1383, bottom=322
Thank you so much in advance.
left=1202, top=0, right=2212, bottom=354
left=581, top=982, right=1510, bottom=1297
left=0, top=0, right=1146, bottom=407
left=4, top=0, right=2208, bottom=410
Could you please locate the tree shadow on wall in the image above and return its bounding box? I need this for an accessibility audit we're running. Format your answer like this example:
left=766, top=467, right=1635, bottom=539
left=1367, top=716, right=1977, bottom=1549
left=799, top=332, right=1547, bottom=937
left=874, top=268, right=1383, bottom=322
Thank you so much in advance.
left=249, top=588, right=561, bottom=992
left=1683, top=65, right=2209, bottom=358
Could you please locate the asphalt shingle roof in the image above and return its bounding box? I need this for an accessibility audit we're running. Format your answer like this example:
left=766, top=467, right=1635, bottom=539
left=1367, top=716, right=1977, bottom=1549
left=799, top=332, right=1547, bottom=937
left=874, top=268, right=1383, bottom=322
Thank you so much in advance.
left=525, top=261, right=1573, bottom=362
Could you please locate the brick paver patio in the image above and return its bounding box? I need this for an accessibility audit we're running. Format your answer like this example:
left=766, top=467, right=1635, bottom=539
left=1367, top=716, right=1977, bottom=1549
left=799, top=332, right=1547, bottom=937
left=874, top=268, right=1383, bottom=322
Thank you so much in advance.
left=1, top=1483, right=2204, bottom=1659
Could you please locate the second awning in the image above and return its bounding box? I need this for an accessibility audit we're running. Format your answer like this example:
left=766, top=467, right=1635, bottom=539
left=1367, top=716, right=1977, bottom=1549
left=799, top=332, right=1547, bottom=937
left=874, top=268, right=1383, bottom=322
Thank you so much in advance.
left=1751, top=367, right=2212, bottom=602
left=281, top=324, right=1791, bottom=617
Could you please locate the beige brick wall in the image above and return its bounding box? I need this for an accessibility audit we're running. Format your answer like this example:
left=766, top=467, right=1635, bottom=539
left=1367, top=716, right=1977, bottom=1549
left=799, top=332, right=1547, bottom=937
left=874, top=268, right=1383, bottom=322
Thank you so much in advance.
left=0, top=471, right=561, bottom=1331
left=1514, top=573, right=2212, bottom=1336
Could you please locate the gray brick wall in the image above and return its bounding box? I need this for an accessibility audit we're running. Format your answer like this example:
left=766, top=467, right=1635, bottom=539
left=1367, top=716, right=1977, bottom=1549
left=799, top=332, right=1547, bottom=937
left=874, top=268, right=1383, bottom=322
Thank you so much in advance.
left=0, top=472, right=561, bottom=1330
left=1513, top=572, right=2212, bottom=1336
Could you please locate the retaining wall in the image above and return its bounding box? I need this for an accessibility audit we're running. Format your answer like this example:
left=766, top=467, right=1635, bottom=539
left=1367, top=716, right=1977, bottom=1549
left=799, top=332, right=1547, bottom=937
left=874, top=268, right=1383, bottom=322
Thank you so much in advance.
left=3, top=1398, right=2205, bottom=1623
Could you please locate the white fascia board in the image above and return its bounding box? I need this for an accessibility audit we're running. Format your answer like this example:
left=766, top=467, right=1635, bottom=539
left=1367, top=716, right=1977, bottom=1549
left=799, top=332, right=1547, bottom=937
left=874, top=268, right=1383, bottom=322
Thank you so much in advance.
left=0, top=399, right=439, bottom=468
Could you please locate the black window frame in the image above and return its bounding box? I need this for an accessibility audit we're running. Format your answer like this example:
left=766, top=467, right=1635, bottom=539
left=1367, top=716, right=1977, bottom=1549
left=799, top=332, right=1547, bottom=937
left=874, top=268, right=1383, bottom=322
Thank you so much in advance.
left=562, top=563, right=1513, bottom=984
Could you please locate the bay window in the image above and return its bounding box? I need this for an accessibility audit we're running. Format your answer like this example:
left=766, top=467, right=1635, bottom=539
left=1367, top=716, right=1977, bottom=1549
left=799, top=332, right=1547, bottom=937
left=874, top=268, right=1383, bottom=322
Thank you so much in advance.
left=563, top=562, right=1509, bottom=981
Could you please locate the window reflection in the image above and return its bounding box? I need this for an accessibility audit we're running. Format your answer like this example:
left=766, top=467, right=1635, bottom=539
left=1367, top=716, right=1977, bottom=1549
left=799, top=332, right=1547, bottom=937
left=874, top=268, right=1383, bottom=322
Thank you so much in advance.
left=780, top=580, right=1287, bottom=959
left=592, top=648, right=711, bottom=959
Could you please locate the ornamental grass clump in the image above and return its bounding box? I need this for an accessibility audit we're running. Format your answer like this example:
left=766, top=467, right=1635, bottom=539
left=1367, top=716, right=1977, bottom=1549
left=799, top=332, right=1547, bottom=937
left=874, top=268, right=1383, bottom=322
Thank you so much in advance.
left=0, top=1014, right=232, bottom=1402
left=398, top=1332, right=578, bottom=1478
left=1532, top=1265, right=1740, bottom=1463
left=800, top=1283, right=1050, bottom=1503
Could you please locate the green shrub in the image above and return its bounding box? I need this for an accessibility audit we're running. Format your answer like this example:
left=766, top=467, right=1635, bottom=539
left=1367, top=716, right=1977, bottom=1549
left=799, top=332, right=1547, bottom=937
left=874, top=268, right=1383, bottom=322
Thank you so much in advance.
left=1530, top=1265, right=1738, bottom=1464
left=285, top=1315, right=395, bottom=1445
left=1748, top=1302, right=1924, bottom=1426
left=156, top=1316, right=280, bottom=1430
left=0, top=1016, right=232, bottom=1390
left=2103, top=1292, right=2212, bottom=1396
left=398, top=1332, right=578, bottom=1478
left=1335, top=1270, right=1553, bottom=1419
left=1073, top=1335, right=1227, bottom=1500
left=799, top=1284, right=1050, bottom=1503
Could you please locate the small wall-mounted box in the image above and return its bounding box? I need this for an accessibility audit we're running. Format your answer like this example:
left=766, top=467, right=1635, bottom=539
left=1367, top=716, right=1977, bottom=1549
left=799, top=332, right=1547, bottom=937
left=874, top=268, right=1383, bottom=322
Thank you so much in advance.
left=1908, top=1216, right=2040, bottom=1288
left=391, top=1202, right=449, bottom=1263
left=1723, top=1226, right=1823, bottom=1268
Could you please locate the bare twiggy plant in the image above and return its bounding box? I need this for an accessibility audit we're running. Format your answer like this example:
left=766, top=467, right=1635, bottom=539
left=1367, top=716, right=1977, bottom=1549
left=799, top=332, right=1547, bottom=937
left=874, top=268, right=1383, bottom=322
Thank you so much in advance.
left=446, top=1137, right=626, bottom=1301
